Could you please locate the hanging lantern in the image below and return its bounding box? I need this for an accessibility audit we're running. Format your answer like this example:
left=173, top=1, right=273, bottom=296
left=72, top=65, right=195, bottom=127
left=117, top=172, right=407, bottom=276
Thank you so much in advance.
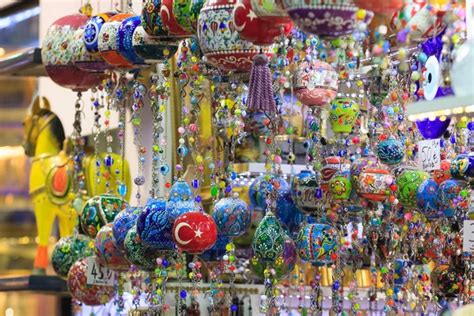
left=173, top=0, right=205, bottom=34
left=294, top=60, right=338, bottom=107
left=160, top=0, right=193, bottom=37
left=396, top=169, right=430, bottom=208
left=42, top=13, right=104, bottom=91
left=415, top=117, right=451, bottom=140
left=94, top=224, right=129, bottom=272
left=252, top=212, right=286, bottom=262
left=450, top=154, right=474, bottom=179
left=250, top=236, right=296, bottom=280
left=354, top=0, right=402, bottom=16
left=67, top=257, right=116, bottom=306
left=80, top=194, right=128, bottom=238
left=438, top=179, right=468, bottom=217
left=416, top=178, right=440, bottom=219
left=212, top=194, right=251, bottom=238
left=98, top=13, right=134, bottom=68
left=172, top=211, right=217, bottom=254
left=132, top=26, right=179, bottom=63
left=83, top=12, right=117, bottom=54
left=376, top=138, right=405, bottom=165
left=283, top=0, right=373, bottom=37
left=123, top=226, right=158, bottom=271
left=136, top=199, right=174, bottom=250
left=117, top=16, right=147, bottom=66
left=166, top=180, right=197, bottom=221
left=296, top=223, right=338, bottom=265
left=233, top=0, right=293, bottom=46
left=320, top=156, right=350, bottom=192
left=52, top=234, right=93, bottom=279
left=291, top=170, right=322, bottom=216
left=112, top=206, right=140, bottom=251
left=328, top=98, right=360, bottom=134
left=197, top=0, right=266, bottom=73
left=433, top=160, right=451, bottom=185
left=357, top=168, right=393, bottom=202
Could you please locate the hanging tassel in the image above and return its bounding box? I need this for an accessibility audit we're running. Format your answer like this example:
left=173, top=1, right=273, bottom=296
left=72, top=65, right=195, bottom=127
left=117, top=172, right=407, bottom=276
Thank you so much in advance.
left=247, top=54, right=276, bottom=114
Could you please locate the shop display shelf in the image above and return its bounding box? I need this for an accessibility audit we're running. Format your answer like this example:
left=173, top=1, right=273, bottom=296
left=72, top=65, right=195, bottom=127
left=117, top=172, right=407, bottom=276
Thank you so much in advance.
left=0, top=274, right=68, bottom=295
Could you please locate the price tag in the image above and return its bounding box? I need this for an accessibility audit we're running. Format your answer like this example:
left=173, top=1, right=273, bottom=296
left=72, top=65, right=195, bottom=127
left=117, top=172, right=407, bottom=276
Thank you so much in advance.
left=463, top=220, right=474, bottom=252
left=418, top=139, right=441, bottom=171
left=86, top=257, right=116, bottom=286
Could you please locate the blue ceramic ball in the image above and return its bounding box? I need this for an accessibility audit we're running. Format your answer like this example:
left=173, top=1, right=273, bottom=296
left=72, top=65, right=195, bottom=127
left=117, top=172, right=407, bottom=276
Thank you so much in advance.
left=248, top=174, right=289, bottom=211
left=296, top=223, right=338, bottom=265
left=291, top=170, right=322, bottom=216
left=376, top=138, right=404, bottom=165
left=438, top=180, right=468, bottom=217
left=83, top=12, right=116, bottom=54
left=112, top=206, right=140, bottom=251
left=275, top=190, right=305, bottom=239
left=136, top=198, right=174, bottom=250
left=450, top=153, right=474, bottom=179
left=117, top=16, right=145, bottom=65
left=416, top=179, right=440, bottom=219
left=167, top=180, right=196, bottom=221
left=213, top=195, right=251, bottom=237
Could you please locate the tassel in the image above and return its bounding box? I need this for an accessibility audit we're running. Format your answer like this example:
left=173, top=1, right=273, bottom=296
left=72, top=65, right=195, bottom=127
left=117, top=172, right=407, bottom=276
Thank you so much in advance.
left=246, top=54, right=276, bottom=113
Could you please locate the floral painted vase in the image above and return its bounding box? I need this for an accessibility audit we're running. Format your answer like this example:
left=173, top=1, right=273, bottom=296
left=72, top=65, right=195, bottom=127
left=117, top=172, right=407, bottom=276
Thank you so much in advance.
left=328, top=174, right=352, bottom=201
left=357, top=168, right=393, bottom=202
left=396, top=169, right=430, bottom=208
left=94, top=224, right=129, bottom=272
left=112, top=206, right=141, bottom=251
left=296, top=223, right=338, bottom=265
left=136, top=198, right=174, bottom=250
left=80, top=194, right=128, bottom=238
left=160, top=0, right=193, bottom=36
left=52, top=234, right=93, bottom=279
left=132, top=26, right=179, bottom=63
left=328, top=98, right=360, bottom=134
left=377, top=138, right=405, bottom=165
left=416, top=178, right=440, bottom=219
left=83, top=12, right=116, bottom=54
left=291, top=170, right=322, bottom=216
left=252, top=211, right=285, bottom=262
left=98, top=13, right=134, bottom=68
left=294, top=60, right=338, bottom=107
left=212, top=195, right=251, bottom=237
left=198, top=0, right=266, bottom=72
left=42, top=14, right=104, bottom=91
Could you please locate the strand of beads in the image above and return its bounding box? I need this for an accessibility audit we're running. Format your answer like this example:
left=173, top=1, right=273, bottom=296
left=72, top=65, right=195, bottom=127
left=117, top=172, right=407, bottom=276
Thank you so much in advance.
left=154, top=257, right=171, bottom=313
left=131, top=80, right=146, bottom=205
left=175, top=252, right=187, bottom=315
left=130, top=265, right=143, bottom=310
left=114, top=272, right=126, bottom=313
left=71, top=92, right=86, bottom=214
left=310, top=267, right=322, bottom=315
left=91, top=90, right=102, bottom=195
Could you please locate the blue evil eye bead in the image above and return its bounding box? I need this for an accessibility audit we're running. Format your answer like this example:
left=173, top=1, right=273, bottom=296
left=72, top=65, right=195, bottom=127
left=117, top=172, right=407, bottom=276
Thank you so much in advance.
left=104, top=154, right=114, bottom=167
left=160, top=164, right=170, bottom=175
left=212, top=195, right=251, bottom=238
left=376, top=138, right=404, bottom=165
left=136, top=198, right=174, bottom=250
left=177, top=145, right=188, bottom=157
left=117, top=183, right=128, bottom=197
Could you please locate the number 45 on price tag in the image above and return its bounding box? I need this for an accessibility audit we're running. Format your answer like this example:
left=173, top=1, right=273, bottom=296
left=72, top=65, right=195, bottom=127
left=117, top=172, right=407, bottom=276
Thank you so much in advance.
left=86, top=257, right=116, bottom=286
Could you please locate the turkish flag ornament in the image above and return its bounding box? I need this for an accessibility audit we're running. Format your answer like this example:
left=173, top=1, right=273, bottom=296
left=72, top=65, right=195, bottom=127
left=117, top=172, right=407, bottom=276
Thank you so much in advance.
left=172, top=211, right=217, bottom=254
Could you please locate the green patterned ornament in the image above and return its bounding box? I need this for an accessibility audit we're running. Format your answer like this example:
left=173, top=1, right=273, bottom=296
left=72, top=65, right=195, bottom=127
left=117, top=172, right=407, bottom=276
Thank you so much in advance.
left=396, top=169, right=430, bottom=208
left=123, top=226, right=157, bottom=271
left=252, top=211, right=285, bottom=262
left=328, top=175, right=352, bottom=201
left=52, top=234, right=94, bottom=279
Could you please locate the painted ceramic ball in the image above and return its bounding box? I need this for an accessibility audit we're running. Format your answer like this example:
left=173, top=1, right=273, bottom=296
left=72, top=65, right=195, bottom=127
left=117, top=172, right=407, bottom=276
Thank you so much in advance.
left=291, top=170, right=322, bottom=216
left=433, top=160, right=451, bottom=185
left=199, top=236, right=230, bottom=263
left=166, top=180, right=196, bottom=221
left=80, top=194, right=128, bottom=238
left=249, top=174, right=290, bottom=210
left=197, top=0, right=266, bottom=72
left=450, top=153, right=474, bottom=179
left=250, top=236, right=296, bottom=280
left=94, top=224, right=129, bottom=272
left=321, top=156, right=350, bottom=191
left=52, top=234, right=93, bottom=279
left=132, top=26, right=179, bottom=63
left=354, top=0, right=402, bottom=15
left=328, top=98, right=360, bottom=134
left=250, top=0, right=290, bottom=23
left=112, top=206, right=140, bottom=251
left=350, top=156, right=378, bottom=191
left=173, top=211, right=217, bottom=254
left=233, top=0, right=293, bottom=46
left=357, top=168, right=393, bottom=202
left=283, top=0, right=373, bottom=37
left=123, top=226, right=157, bottom=271
left=173, top=0, right=205, bottom=33
left=252, top=212, right=285, bottom=262
left=438, top=180, right=468, bottom=217
left=117, top=16, right=146, bottom=66
left=416, top=179, right=440, bottom=219
left=396, top=170, right=430, bottom=208
left=328, top=174, right=352, bottom=201
left=415, top=117, right=451, bottom=140
left=431, top=265, right=462, bottom=299
left=42, top=14, right=104, bottom=91
left=275, top=190, right=305, bottom=239
left=83, top=12, right=116, bottom=54
left=98, top=13, right=134, bottom=68
left=136, top=198, right=174, bottom=250
left=67, top=257, right=116, bottom=306
left=294, top=60, right=338, bottom=107
left=73, top=28, right=110, bottom=73
left=160, top=0, right=193, bottom=37
left=296, top=223, right=338, bottom=265
left=212, top=195, right=251, bottom=237
left=377, top=138, right=405, bottom=165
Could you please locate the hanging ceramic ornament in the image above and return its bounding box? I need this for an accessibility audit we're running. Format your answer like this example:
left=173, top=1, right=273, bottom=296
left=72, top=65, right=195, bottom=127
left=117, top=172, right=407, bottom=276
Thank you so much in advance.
left=166, top=180, right=197, bottom=221
left=123, top=226, right=157, bottom=271
left=252, top=212, right=285, bottom=262
left=136, top=198, right=174, bottom=250
left=328, top=174, right=352, bottom=201
left=357, top=168, right=393, bottom=202
left=451, top=40, right=474, bottom=98
left=132, top=26, right=179, bottom=63
left=83, top=12, right=117, bottom=54
left=250, top=0, right=290, bottom=23
left=328, top=98, right=360, bottom=134
left=117, top=16, right=147, bottom=66
left=294, top=60, right=338, bottom=107
left=296, top=223, right=338, bottom=265
left=98, top=13, right=134, bottom=68
left=73, top=27, right=110, bottom=73
left=42, top=13, right=104, bottom=91
left=291, top=170, right=322, bottom=216
left=354, top=0, right=402, bottom=15
left=350, top=155, right=378, bottom=192
left=80, top=194, right=128, bottom=238
left=67, top=257, right=116, bottom=306
left=396, top=169, right=430, bottom=208
left=94, top=224, right=129, bottom=271
left=52, top=234, right=94, bottom=279
left=112, top=206, right=140, bottom=251
left=212, top=194, right=251, bottom=238
left=173, top=0, right=205, bottom=34
left=250, top=236, right=296, bottom=280
left=160, top=0, right=192, bottom=37
left=450, top=154, right=474, bottom=179
left=415, top=117, right=451, bottom=139
left=376, top=137, right=405, bottom=165
left=416, top=178, right=440, bottom=219
left=283, top=0, right=373, bottom=37
left=197, top=0, right=266, bottom=73
left=172, top=211, right=217, bottom=254
left=321, top=156, right=350, bottom=192
left=275, top=190, right=305, bottom=239
left=438, top=179, right=468, bottom=217
left=433, top=160, right=451, bottom=185
left=249, top=174, right=289, bottom=210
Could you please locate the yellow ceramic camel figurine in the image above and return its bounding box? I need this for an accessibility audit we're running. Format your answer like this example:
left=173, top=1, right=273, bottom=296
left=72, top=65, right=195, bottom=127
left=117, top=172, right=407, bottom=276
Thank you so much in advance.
left=23, top=96, right=130, bottom=274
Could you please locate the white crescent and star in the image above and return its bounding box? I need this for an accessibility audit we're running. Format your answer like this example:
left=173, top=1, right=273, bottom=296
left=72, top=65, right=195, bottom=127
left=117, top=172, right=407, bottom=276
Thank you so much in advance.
left=174, top=222, right=204, bottom=246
